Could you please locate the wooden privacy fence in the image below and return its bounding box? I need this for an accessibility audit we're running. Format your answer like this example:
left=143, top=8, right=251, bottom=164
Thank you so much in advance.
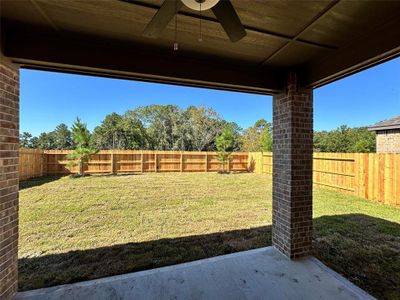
left=19, top=149, right=400, bottom=206
left=40, top=150, right=249, bottom=175
left=252, top=152, right=400, bottom=207
left=19, top=149, right=43, bottom=180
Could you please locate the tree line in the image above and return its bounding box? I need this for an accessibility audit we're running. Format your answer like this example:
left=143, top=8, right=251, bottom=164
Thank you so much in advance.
left=314, top=125, right=375, bottom=153
left=20, top=105, right=375, bottom=153
left=20, top=105, right=272, bottom=152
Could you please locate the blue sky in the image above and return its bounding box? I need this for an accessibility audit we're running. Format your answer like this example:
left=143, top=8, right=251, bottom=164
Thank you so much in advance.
left=21, top=57, right=400, bottom=136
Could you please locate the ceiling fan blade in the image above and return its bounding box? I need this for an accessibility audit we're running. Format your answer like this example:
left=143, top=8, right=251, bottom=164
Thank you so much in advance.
left=211, top=0, right=246, bottom=42
left=143, top=0, right=183, bottom=38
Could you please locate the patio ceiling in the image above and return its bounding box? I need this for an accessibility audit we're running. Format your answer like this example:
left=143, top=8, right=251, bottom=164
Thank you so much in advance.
left=1, top=0, right=400, bottom=94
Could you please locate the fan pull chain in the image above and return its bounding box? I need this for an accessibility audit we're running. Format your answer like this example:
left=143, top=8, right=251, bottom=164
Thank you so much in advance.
left=173, top=0, right=178, bottom=51
left=198, top=2, right=203, bottom=42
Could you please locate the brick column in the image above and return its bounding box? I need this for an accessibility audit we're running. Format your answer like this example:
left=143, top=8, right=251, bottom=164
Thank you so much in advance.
left=0, top=55, right=19, bottom=299
left=272, top=72, right=313, bottom=259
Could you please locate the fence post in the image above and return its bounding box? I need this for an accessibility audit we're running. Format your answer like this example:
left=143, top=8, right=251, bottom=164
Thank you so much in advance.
left=180, top=152, right=183, bottom=173
left=205, top=152, right=208, bottom=172
left=110, top=151, right=115, bottom=174
left=141, top=151, right=144, bottom=173
left=40, top=151, right=44, bottom=177
left=154, top=152, right=157, bottom=173
left=353, top=153, right=359, bottom=197
left=355, top=153, right=362, bottom=198
left=261, top=152, right=264, bottom=174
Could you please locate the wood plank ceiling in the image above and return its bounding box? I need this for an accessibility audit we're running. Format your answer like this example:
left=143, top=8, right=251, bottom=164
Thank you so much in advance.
left=1, top=0, right=400, bottom=94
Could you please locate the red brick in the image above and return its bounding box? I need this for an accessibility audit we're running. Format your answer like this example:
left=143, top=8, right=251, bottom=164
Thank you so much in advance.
left=272, top=72, right=313, bottom=259
left=0, top=56, right=19, bottom=300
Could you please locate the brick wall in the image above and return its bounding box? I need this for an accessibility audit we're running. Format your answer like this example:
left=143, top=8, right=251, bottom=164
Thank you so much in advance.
left=376, top=129, right=400, bottom=153
left=0, top=56, right=19, bottom=299
left=272, top=73, right=313, bottom=259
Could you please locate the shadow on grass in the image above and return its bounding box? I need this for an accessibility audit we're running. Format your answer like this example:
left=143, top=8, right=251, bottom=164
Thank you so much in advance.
left=19, top=176, right=65, bottom=190
left=98, top=173, right=145, bottom=177
left=313, top=214, right=400, bottom=300
left=19, top=226, right=271, bottom=292
left=19, top=214, right=400, bottom=299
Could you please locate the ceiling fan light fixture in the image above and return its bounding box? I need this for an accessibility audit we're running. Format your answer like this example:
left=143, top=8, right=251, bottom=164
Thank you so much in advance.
left=181, top=0, right=220, bottom=11
left=142, top=0, right=246, bottom=43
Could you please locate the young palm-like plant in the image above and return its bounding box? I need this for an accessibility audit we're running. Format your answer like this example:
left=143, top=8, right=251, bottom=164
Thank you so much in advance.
left=67, top=118, right=98, bottom=176
left=215, top=127, right=235, bottom=173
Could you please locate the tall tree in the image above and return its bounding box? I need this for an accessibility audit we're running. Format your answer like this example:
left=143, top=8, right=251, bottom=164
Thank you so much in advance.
left=260, top=126, right=272, bottom=152
left=129, top=105, right=180, bottom=150
left=34, top=132, right=56, bottom=149
left=314, top=125, right=375, bottom=153
left=91, top=113, right=126, bottom=149
left=187, top=105, right=223, bottom=151
left=120, top=113, right=149, bottom=150
left=30, top=136, right=39, bottom=148
left=347, top=127, right=376, bottom=152
left=20, top=132, right=33, bottom=148
left=53, top=123, right=73, bottom=149
left=240, top=119, right=272, bottom=152
left=172, top=108, right=193, bottom=151
left=221, top=121, right=242, bottom=151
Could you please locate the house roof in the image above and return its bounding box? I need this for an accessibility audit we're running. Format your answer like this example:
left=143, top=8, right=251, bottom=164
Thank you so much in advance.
left=1, top=1, right=400, bottom=94
left=368, top=116, right=400, bottom=131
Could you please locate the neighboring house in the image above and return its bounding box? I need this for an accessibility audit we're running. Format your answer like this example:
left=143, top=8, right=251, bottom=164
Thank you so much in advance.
left=368, top=116, right=400, bottom=153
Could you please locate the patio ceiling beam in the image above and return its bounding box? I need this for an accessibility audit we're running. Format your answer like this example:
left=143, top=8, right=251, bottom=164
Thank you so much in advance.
left=3, top=27, right=285, bottom=95
left=30, top=0, right=59, bottom=32
left=302, top=15, right=400, bottom=88
left=260, top=0, right=340, bottom=66
left=122, top=0, right=337, bottom=52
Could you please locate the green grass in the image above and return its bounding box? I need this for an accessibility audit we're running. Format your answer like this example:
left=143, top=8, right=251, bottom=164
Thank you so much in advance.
left=19, top=173, right=400, bottom=299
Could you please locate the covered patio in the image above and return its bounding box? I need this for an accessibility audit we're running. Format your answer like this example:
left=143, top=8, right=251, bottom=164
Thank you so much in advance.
left=1, top=0, right=400, bottom=299
left=15, top=247, right=372, bottom=300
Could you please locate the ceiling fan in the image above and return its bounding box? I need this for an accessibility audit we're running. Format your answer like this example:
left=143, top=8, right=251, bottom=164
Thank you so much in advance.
left=143, top=0, right=246, bottom=42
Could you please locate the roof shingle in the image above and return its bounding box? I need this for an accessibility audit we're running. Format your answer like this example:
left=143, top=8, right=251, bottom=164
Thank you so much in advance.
left=368, top=115, right=400, bottom=131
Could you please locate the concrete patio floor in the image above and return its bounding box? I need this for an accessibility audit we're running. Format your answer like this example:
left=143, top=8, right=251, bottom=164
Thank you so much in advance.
left=15, top=247, right=374, bottom=300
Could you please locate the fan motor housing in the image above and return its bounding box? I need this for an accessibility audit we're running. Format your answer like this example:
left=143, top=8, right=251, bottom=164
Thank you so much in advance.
left=181, top=0, right=220, bottom=11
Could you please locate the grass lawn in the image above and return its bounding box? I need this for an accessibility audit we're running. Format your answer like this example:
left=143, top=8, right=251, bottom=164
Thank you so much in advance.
left=19, top=173, right=400, bottom=299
